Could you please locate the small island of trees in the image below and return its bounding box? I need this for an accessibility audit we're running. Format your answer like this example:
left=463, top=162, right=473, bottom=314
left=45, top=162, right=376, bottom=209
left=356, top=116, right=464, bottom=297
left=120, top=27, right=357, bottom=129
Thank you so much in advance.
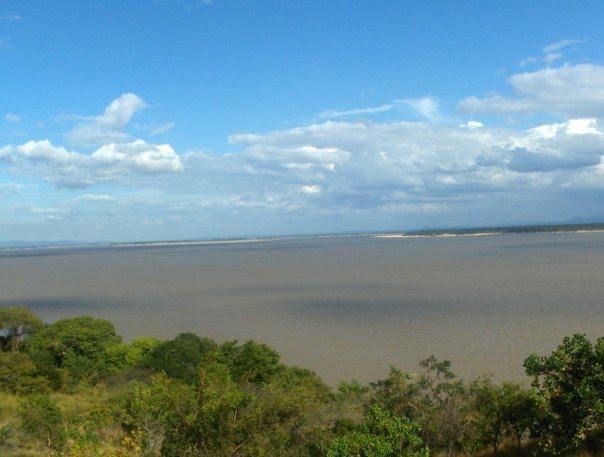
left=1, top=306, right=603, bottom=456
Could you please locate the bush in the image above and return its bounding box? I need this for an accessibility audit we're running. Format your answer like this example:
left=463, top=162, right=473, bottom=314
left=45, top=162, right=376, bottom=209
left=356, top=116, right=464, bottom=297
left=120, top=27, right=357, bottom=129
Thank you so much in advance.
left=18, top=394, right=66, bottom=450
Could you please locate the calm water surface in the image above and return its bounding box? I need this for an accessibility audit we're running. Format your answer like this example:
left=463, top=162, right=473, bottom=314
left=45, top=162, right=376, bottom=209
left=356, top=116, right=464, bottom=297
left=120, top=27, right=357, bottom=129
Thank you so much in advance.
left=1, top=232, right=603, bottom=385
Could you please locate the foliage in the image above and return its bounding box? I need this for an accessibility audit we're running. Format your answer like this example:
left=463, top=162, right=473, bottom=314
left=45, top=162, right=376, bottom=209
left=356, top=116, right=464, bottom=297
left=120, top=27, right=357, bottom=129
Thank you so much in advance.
left=118, top=373, right=192, bottom=456
left=217, top=339, right=283, bottom=384
left=107, top=337, right=162, bottom=372
left=5, top=307, right=604, bottom=456
left=524, top=333, right=604, bottom=454
left=0, top=306, right=43, bottom=352
left=18, top=394, right=66, bottom=450
left=371, top=357, right=471, bottom=456
left=160, top=361, right=254, bottom=456
left=468, top=377, right=539, bottom=453
left=327, top=404, right=429, bottom=457
left=144, top=332, right=217, bottom=382
left=29, top=316, right=122, bottom=385
left=0, top=351, right=49, bottom=394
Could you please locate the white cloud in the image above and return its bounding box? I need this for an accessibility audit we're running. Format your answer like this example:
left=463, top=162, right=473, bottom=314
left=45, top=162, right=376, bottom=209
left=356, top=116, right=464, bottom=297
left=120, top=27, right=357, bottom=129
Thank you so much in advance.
left=520, top=56, right=538, bottom=67
left=0, top=94, right=183, bottom=188
left=317, top=96, right=440, bottom=122
left=27, top=205, right=67, bottom=221
left=543, top=39, right=583, bottom=53
left=543, top=52, right=563, bottom=65
left=300, top=184, right=321, bottom=194
left=2, top=139, right=183, bottom=188
left=317, top=103, right=394, bottom=119
left=77, top=194, right=117, bottom=202
left=522, top=39, right=584, bottom=68
left=4, top=113, right=21, bottom=123
left=400, top=97, right=440, bottom=122
left=192, top=117, right=601, bottom=216
left=460, top=121, right=484, bottom=130
left=149, top=122, right=175, bottom=136
left=458, top=64, right=604, bottom=118
left=66, top=93, right=146, bottom=146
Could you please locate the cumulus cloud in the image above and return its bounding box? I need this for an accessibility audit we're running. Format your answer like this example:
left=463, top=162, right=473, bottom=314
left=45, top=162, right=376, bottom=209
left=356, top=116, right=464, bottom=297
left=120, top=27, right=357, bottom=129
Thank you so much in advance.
left=66, top=93, right=146, bottom=146
left=2, top=139, right=183, bottom=188
left=459, top=64, right=604, bottom=118
left=0, top=94, right=183, bottom=189
left=192, top=115, right=601, bottom=214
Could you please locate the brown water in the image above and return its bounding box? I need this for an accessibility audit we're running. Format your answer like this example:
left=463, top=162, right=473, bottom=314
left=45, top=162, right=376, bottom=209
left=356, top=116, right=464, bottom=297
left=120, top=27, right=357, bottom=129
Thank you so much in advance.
left=1, top=232, right=603, bottom=385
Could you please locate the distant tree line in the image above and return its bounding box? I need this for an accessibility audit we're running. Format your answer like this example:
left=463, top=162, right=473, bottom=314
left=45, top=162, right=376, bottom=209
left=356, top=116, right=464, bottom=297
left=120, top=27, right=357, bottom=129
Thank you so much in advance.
left=1, top=306, right=604, bottom=456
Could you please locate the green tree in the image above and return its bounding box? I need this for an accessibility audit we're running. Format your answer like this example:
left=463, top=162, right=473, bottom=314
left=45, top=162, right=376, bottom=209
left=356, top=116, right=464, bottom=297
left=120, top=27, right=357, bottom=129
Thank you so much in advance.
left=524, top=333, right=604, bottom=454
left=29, top=316, right=122, bottom=385
left=118, top=373, right=192, bottom=456
left=0, top=306, right=43, bottom=351
left=18, top=394, right=66, bottom=451
left=145, top=332, right=216, bottom=382
left=468, top=377, right=538, bottom=453
left=468, top=376, right=505, bottom=453
left=327, top=404, right=429, bottom=457
left=500, top=383, right=541, bottom=450
left=226, top=340, right=282, bottom=385
left=255, top=366, right=333, bottom=455
left=106, top=336, right=162, bottom=372
left=371, top=358, right=470, bottom=456
left=0, top=351, right=50, bottom=394
left=160, top=361, right=253, bottom=456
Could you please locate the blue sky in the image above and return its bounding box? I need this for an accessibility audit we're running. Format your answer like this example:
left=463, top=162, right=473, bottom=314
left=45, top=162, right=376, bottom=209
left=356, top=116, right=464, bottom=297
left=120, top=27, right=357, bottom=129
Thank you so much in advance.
left=2, top=1, right=604, bottom=243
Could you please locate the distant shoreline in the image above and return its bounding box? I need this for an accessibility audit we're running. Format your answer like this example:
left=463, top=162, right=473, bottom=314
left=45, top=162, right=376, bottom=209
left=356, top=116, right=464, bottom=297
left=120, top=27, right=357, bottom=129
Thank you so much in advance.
left=2, top=222, right=604, bottom=251
left=374, top=223, right=604, bottom=239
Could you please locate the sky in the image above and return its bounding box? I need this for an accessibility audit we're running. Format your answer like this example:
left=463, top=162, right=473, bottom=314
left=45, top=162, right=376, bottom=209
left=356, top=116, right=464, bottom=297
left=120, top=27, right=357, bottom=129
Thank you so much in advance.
left=2, top=1, right=604, bottom=243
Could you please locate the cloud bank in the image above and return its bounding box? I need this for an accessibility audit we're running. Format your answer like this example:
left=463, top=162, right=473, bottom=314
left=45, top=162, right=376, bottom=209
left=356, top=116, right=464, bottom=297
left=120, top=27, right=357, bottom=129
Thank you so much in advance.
left=3, top=59, right=604, bottom=240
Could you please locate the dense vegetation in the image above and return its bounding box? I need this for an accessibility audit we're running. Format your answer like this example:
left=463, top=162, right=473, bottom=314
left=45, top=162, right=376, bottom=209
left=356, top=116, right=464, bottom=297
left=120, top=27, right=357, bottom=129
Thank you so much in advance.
left=1, top=307, right=604, bottom=456
left=404, top=222, right=604, bottom=237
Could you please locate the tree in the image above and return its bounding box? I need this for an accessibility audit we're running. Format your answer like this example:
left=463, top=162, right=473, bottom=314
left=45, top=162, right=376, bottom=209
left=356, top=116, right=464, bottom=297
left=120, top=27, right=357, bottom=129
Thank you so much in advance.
left=106, top=336, right=162, bottom=372
left=0, top=307, right=43, bottom=351
left=145, top=332, right=216, bottom=382
left=226, top=340, right=282, bottom=385
left=18, top=394, right=66, bottom=451
left=500, top=383, right=541, bottom=450
left=160, top=361, right=254, bottom=456
left=524, top=333, right=604, bottom=454
left=327, top=404, right=429, bottom=457
left=468, top=377, right=539, bottom=453
left=29, top=316, right=122, bottom=385
left=468, top=376, right=505, bottom=453
left=372, top=357, right=470, bottom=456
left=0, top=351, right=50, bottom=394
left=118, top=373, right=192, bottom=456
